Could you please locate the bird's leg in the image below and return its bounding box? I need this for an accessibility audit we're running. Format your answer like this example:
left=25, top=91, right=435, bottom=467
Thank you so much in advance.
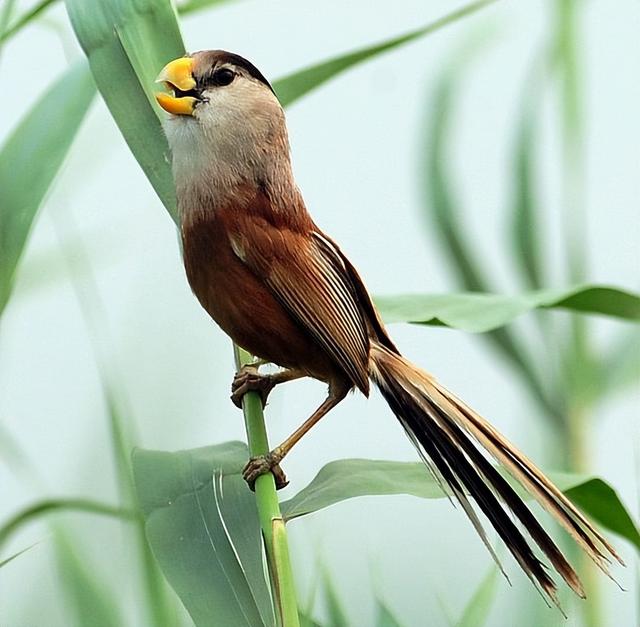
left=231, top=365, right=305, bottom=408
left=243, top=382, right=349, bottom=490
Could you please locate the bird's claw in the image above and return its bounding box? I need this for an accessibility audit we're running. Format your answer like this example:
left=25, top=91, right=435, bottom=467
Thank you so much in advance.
left=243, top=449, right=288, bottom=491
left=231, top=366, right=275, bottom=408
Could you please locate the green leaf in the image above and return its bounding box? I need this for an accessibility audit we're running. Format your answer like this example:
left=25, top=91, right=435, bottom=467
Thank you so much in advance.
left=0, top=0, right=56, bottom=45
left=281, top=459, right=446, bottom=521
left=375, top=597, right=405, bottom=627
left=281, top=459, right=639, bottom=552
left=597, top=327, right=640, bottom=399
left=423, top=47, right=492, bottom=295
left=0, top=498, right=134, bottom=551
left=274, top=0, right=498, bottom=107
left=53, top=529, right=123, bottom=627
left=564, top=478, right=640, bottom=552
left=0, top=0, right=17, bottom=44
left=0, top=61, right=95, bottom=315
left=374, top=285, right=640, bottom=333
left=322, top=568, right=350, bottom=627
left=510, top=87, right=543, bottom=290
left=456, top=567, right=498, bottom=627
left=299, top=611, right=324, bottom=627
left=132, top=442, right=274, bottom=627
left=421, top=47, right=562, bottom=424
left=64, top=0, right=185, bottom=221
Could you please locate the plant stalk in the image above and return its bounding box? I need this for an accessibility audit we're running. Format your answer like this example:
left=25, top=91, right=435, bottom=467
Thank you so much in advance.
left=234, top=345, right=300, bottom=627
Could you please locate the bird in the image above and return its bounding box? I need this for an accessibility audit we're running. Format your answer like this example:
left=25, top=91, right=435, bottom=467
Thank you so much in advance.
left=155, top=50, right=622, bottom=608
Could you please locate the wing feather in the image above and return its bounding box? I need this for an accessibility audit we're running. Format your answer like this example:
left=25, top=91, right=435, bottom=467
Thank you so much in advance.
left=228, top=219, right=370, bottom=392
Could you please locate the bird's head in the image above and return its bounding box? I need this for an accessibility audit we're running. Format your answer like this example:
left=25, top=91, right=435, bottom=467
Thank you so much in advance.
left=155, top=50, right=278, bottom=120
left=155, top=50, right=290, bottom=195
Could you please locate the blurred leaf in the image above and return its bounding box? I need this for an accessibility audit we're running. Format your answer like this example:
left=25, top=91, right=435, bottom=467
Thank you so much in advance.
left=0, top=0, right=56, bottom=44
left=54, top=529, right=123, bottom=627
left=424, top=51, right=491, bottom=294
left=597, top=327, right=640, bottom=400
left=0, top=498, right=134, bottom=550
left=281, top=458, right=639, bottom=552
left=51, top=205, right=176, bottom=627
left=422, top=48, right=563, bottom=424
left=64, top=0, right=185, bottom=221
left=322, top=568, right=350, bottom=627
left=375, top=597, right=404, bottom=627
left=0, top=542, right=38, bottom=569
left=565, top=478, right=640, bottom=552
left=510, top=91, right=543, bottom=290
left=274, top=0, right=498, bottom=107
left=0, top=420, right=36, bottom=480
left=0, top=0, right=17, bottom=43
left=553, top=0, right=585, bottom=282
left=0, top=61, right=95, bottom=315
left=132, top=441, right=274, bottom=627
left=374, top=285, right=640, bottom=332
left=456, top=567, right=498, bottom=627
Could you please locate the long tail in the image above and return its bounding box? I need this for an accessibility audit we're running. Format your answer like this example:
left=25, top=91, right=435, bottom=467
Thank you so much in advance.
left=369, top=342, right=623, bottom=608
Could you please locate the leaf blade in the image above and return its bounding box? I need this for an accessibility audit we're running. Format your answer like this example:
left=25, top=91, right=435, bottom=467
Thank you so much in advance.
left=374, top=285, right=640, bottom=332
left=273, top=0, right=498, bottom=107
left=132, top=442, right=274, bottom=627
left=281, top=458, right=639, bottom=552
left=456, top=567, right=499, bottom=627
left=0, top=61, right=95, bottom=315
left=64, top=0, right=185, bottom=221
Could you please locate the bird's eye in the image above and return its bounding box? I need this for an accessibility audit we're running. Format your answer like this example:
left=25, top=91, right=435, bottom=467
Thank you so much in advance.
left=212, top=68, right=235, bottom=86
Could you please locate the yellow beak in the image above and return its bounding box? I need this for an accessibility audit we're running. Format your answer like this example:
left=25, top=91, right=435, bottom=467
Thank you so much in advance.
left=155, top=57, right=198, bottom=116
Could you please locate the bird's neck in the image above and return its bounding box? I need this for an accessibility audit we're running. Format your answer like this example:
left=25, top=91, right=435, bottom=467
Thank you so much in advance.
left=165, top=118, right=305, bottom=229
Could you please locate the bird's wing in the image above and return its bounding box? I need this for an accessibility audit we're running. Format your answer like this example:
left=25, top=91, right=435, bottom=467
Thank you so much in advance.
left=227, top=216, right=370, bottom=393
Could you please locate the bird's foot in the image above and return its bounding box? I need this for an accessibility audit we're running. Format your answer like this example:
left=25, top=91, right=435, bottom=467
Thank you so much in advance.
left=231, top=365, right=275, bottom=408
left=243, top=448, right=288, bottom=491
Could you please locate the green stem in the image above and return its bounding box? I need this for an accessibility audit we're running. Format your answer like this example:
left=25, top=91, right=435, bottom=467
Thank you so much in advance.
left=234, top=345, right=300, bottom=627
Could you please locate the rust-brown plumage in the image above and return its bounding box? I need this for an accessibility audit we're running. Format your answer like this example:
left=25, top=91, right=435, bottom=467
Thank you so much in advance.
left=158, top=49, right=623, bottom=608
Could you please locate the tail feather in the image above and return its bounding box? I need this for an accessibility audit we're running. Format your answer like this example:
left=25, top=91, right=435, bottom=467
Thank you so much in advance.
left=369, top=343, right=622, bottom=606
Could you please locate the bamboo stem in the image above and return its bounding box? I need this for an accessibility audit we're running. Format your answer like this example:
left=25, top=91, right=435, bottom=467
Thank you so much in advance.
left=233, top=345, right=300, bottom=627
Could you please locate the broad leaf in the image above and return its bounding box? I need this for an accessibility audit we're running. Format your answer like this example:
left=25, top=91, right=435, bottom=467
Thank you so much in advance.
left=0, top=61, right=95, bottom=315
left=374, top=285, right=640, bottom=332
left=564, top=478, right=640, bottom=552
left=274, top=0, right=498, bottom=107
left=132, top=442, right=274, bottom=627
left=64, top=0, right=185, bottom=221
left=281, top=459, right=640, bottom=552
left=281, top=459, right=446, bottom=521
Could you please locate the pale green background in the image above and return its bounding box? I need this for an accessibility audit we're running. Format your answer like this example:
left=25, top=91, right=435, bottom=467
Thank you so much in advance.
left=1, top=1, right=638, bottom=626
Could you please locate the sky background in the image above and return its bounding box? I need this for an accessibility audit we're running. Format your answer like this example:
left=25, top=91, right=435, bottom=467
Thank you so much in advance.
left=1, top=1, right=638, bottom=626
